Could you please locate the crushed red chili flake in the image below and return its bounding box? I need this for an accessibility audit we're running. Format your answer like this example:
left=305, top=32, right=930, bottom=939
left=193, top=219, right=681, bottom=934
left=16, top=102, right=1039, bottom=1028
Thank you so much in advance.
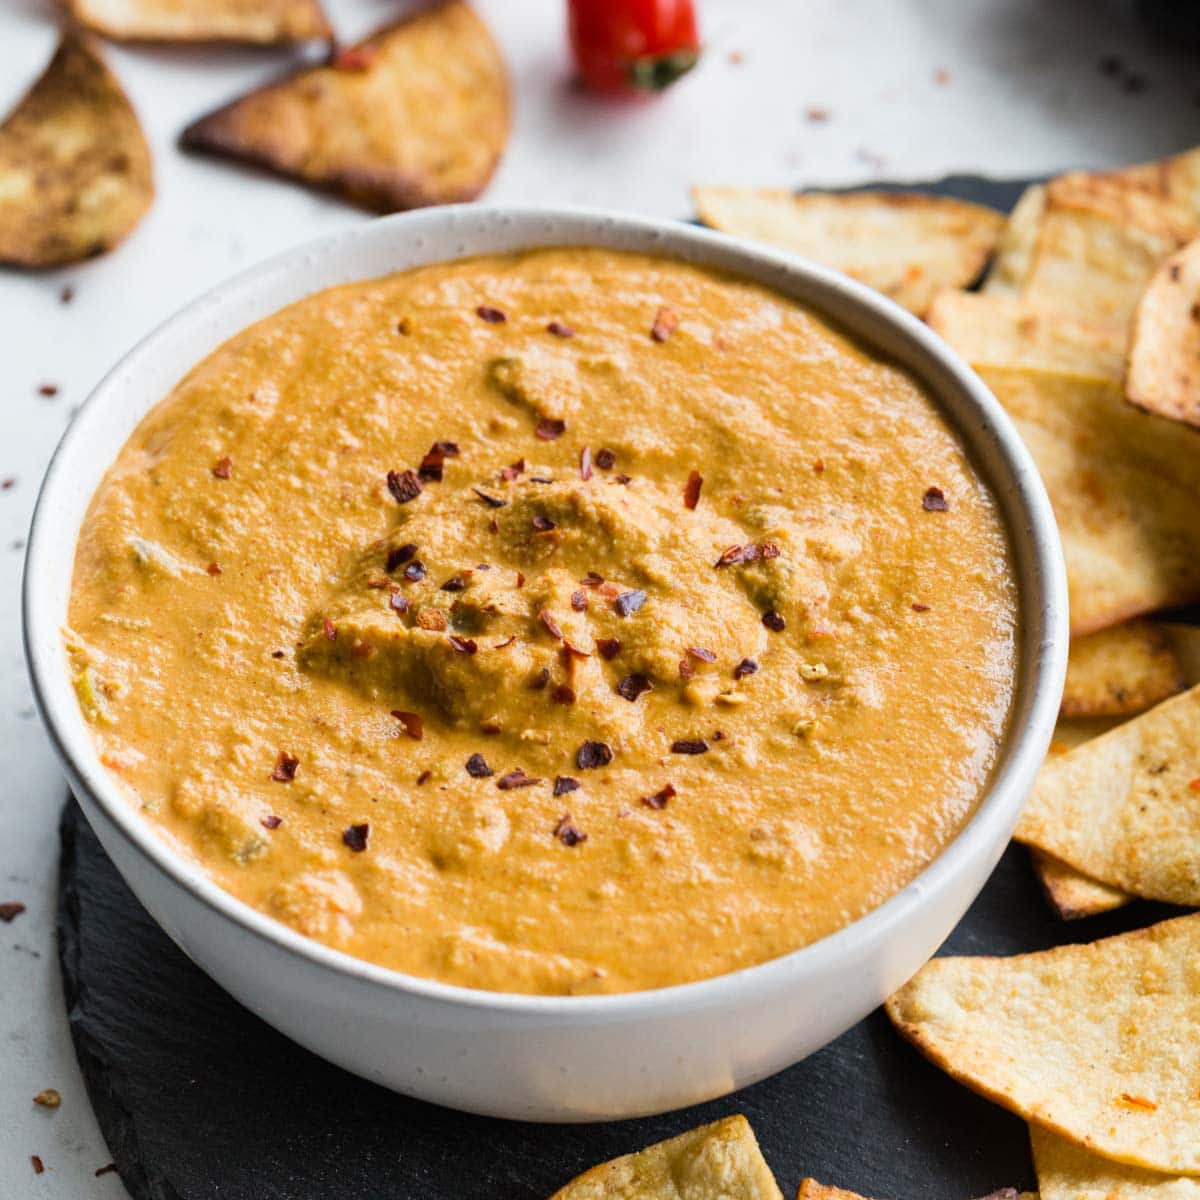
left=1, top=478, right=14, bottom=489
left=535, top=417, right=566, bottom=441
left=616, top=674, right=653, bottom=701
left=433, top=440, right=460, bottom=457
left=762, top=610, right=786, bottom=632
left=212, top=457, right=233, bottom=479
left=650, top=306, right=680, bottom=342
left=404, top=561, right=427, bottom=582
left=95, top=1164, right=118, bottom=1177
left=389, top=592, right=410, bottom=614
left=343, top=823, right=370, bottom=852
left=562, top=638, right=591, bottom=659
left=531, top=515, right=557, bottom=532
left=476, top=304, right=507, bottom=323
left=60, top=285, right=74, bottom=304
left=397, top=316, right=413, bottom=335
left=814, top=458, right=826, bottom=472
left=596, top=637, right=621, bottom=660
left=554, top=814, right=588, bottom=846
left=391, top=710, right=424, bottom=740
left=260, top=814, right=283, bottom=830
left=38, top=383, right=59, bottom=398
left=539, top=608, right=564, bottom=640
left=387, top=542, right=418, bottom=571
left=679, top=658, right=694, bottom=679
left=472, top=487, right=506, bottom=508
left=642, top=783, right=676, bottom=809
left=547, top=319, right=575, bottom=338
left=595, top=448, right=616, bottom=470
left=465, top=753, right=493, bottom=778
left=447, top=635, right=478, bottom=654
left=683, top=470, right=703, bottom=510
left=671, top=739, right=709, bottom=755
left=570, top=589, right=588, bottom=612
left=387, top=469, right=423, bottom=504
left=497, top=768, right=541, bottom=790
left=576, top=740, right=613, bottom=769
left=332, top=44, right=377, bottom=71
left=686, top=646, right=717, bottom=663
left=500, top=458, right=526, bottom=482
left=553, top=775, right=580, bottom=796
left=715, top=542, right=779, bottom=568
left=552, top=684, right=577, bottom=705
left=271, top=650, right=286, bottom=659
left=530, top=666, right=551, bottom=689
left=614, top=589, right=647, bottom=617
left=416, top=769, right=432, bottom=785
left=922, top=486, right=949, bottom=512
left=323, top=617, right=337, bottom=641
left=206, top=562, right=221, bottom=576
left=493, top=635, right=515, bottom=648
left=515, top=570, right=526, bottom=588
left=712, top=730, right=725, bottom=741
left=0, top=902, right=26, bottom=923
left=440, top=576, right=467, bottom=592
left=580, top=571, right=604, bottom=587
left=271, top=751, right=299, bottom=782
left=579, top=446, right=593, bottom=481
left=614, top=473, right=632, bottom=485
left=734, top=658, right=758, bottom=679
left=912, top=602, right=930, bottom=613
left=418, top=445, right=447, bottom=482
left=31, top=1156, right=44, bottom=1175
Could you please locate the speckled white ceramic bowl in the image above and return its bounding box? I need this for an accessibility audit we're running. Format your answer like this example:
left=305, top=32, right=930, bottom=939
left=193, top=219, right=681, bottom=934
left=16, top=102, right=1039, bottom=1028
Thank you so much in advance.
left=24, top=205, right=1067, bottom=1122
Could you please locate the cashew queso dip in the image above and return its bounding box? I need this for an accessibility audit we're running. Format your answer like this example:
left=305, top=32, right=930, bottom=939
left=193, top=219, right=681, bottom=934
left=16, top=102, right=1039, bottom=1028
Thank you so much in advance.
left=67, top=248, right=1016, bottom=995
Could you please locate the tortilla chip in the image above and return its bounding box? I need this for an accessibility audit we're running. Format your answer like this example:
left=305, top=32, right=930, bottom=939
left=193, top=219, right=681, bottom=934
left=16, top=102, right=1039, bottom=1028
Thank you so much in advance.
left=1015, top=683, right=1200, bottom=905
left=1061, top=620, right=1186, bottom=717
left=182, top=0, right=510, bottom=212
left=692, top=187, right=1004, bottom=316
left=1161, top=623, right=1200, bottom=684
left=549, top=1115, right=783, bottom=1200
left=886, top=913, right=1200, bottom=1174
left=67, top=0, right=331, bottom=43
left=1032, top=1124, right=1200, bottom=1200
left=1096, top=147, right=1200, bottom=220
left=0, top=35, right=153, bottom=268
left=1126, top=238, right=1200, bottom=429
left=927, top=290, right=1125, bottom=381
left=984, top=183, right=1048, bottom=295
left=797, top=1181, right=878, bottom=1200
left=1031, top=848, right=1131, bottom=921
left=981, top=367, right=1200, bottom=634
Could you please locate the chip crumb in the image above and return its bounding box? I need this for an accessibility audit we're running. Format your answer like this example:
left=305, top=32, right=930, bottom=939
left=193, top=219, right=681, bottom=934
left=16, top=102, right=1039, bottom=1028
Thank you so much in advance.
left=32, top=1089, right=60, bottom=1109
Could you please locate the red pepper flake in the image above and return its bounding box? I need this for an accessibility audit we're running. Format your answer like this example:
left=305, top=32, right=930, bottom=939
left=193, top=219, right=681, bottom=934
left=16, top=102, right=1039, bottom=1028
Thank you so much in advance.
left=476, top=304, right=507, bottom=323
left=1188, top=777, right=1200, bottom=793
left=387, top=469, right=423, bottom=504
left=596, top=637, right=621, bottom=660
left=206, top=562, right=222, bottom=576
left=813, top=458, right=826, bottom=473
left=553, top=775, right=580, bottom=796
left=386, top=542, right=418, bottom=571
left=497, top=768, right=541, bottom=790
left=535, top=417, right=566, bottom=441
left=762, top=610, right=786, bottom=632
left=530, top=666, right=551, bottom=690
left=38, top=383, right=59, bottom=398
left=614, top=589, right=647, bottom=617
left=614, top=473, right=632, bottom=486
left=95, top=1164, right=118, bottom=1177
left=390, top=592, right=410, bottom=615
left=212, top=457, right=233, bottom=479
left=562, top=638, right=591, bottom=660
left=912, top=602, right=930, bottom=613
left=60, top=285, right=74, bottom=304
left=416, top=769, right=432, bottom=785
left=1, top=478, right=14, bottom=489
left=642, top=783, right=676, bottom=810
left=554, top=813, right=588, bottom=846
left=500, top=458, right=526, bottom=482
left=31, top=1156, right=44, bottom=1175
left=465, top=753, right=493, bottom=778
left=580, top=571, right=604, bottom=587
left=391, top=710, right=424, bottom=740
left=531, top=515, right=558, bottom=532
left=595, top=448, right=616, bottom=470
left=440, top=576, right=467, bottom=592
left=580, top=446, right=593, bottom=481
left=447, top=635, right=478, bottom=655
left=576, top=740, right=613, bottom=770
left=539, top=608, right=564, bottom=640
left=332, top=44, right=377, bottom=71
left=679, top=658, right=694, bottom=679
left=397, top=317, right=412, bottom=335
left=1119, top=1092, right=1158, bottom=1111
left=651, top=306, right=680, bottom=342
left=323, top=617, right=337, bottom=641
left=552, top=684, right=577, bottom=705
left=734, top=658, right=758, bottom=679
left=671, top=739, right=709, bottom=755
left=683, top=470, right=703, bottom=510
left=403, top=561, right=427, bottom=582
left=342, top=823, right=370, bottom=852
left=433, top=440, right=460, bottom=457
left=616, top=673, right=653, bottom=701
left=687, top=646, right=717, bottom=663
left=547, top=319, right=575, bottom=338
left=806, top=106, right=831, bottom=122
left=922, top=486, right=949, bottom=512
left=715, top=542, right=780, bottom=568
left=515, top=570, right=526, bottom=588
left=418, top=446, right=447, bottom=482
left=271, top=650, right=286, bottom=659
left=570, top=589, right=588, bottom=612
left=260, top=814, right=282, bottom=830
left=472, top=487, right=506, bottom=508
left=494, top=635, right=515, bottom=648
left=270, top=751, right=299, bottom=782
left=0, top=902, right=26, bottom=923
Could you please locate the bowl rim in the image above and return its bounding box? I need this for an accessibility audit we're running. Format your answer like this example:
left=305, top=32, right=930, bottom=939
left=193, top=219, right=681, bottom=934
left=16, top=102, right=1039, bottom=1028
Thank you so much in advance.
left=24, top=202, right=1069, bottom=1018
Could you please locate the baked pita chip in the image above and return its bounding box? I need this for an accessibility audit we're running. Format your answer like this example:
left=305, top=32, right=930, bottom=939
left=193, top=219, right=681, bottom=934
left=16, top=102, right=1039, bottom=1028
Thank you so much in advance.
left=691, top=187, right=1004, bottom=316
left=1061, top=619, right=1186, bottom=717
left=1015, top=683, right=1200, bottom=905
left=0, top=35, right=152, bottom=268
left=981, top=367, right=1200, bottom=634
left=927, top=290, right=1125, bottom=381
left=984, top=183, right=1047, bottom=295
left=1032, top=1123, right=1200, bottom=1200
left=182, top=1, right=510, bottom=212
left=1127, top=238, right=1200, bottom=429
left=67, top=0, right=331, bottom=43
left=549, top=1115, right=783, bottom=1200
left=1031, top=848, right=1131, bottom=921
left=886, top=913, right=1200, bottom=1173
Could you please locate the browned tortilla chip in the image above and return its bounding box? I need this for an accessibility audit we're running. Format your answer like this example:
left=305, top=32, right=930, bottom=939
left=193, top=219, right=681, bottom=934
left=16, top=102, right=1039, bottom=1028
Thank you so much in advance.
left=1126, top=239, right=1200, bottom=429
left=983, top=183, right=1047, bottom=295
left=692, top=187, right=1004, bottom=316
left=1032, top=1123, right=1200, bottom=1200
left=182, top=0, right=510, bottom=212
left=886, top=913, right=1200, bottom=1174
left=1061, top=620, right=1186, bottom=717
left=1015, top=683, right=1200, bottom=905
left=549, top=1115, right=783, bottom=1199
left=797, top=1181, right=876, bottom=1200
left=1031, top=848, right=1130, bottom=921
left=0, top=35, right=153, bottom=268
left=1096, top=147, right=1200, bottom=220
left=67, top=0, right=331, bottom=43
left=981, top=368, right=1200, bottom=634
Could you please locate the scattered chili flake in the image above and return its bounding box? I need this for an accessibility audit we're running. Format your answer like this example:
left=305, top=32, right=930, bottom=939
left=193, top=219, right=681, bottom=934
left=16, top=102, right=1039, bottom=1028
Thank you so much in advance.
left=552, top=684, right=577, bottom=705
left=60, top=285, right=74, bottom=304
left=1189, top=777, right=1200, bottom=793
left=387, top=469, right=423, bottom=504
left=397, top=316, right=412, bottom=335
left=38, top=383, right=58, bottom=398
left=570, top=589, right=588, bottom=612
left=806, top=106, right=831, bottom=122
left=671, top=739, right=709, bottom=755
left=0, top=478, right=14, bottom=490
left=912, top=602, right=930, bottom=613
left=447, top=635, right=478, bottom=655
left=531, top=666, right=551, bottom=690
left=683, top=470, right=703, bottom=510
left=562, top=638, right=591, bottom=659
left=404, top=561, right=427, bottom=582
left=576, top=740, right=613, bottom=770
left=472, top=487, right=506, bottom=508
left=433, top=440, right=460, bottom=457
left=554, top=814, right=588, bottom=846
left=614, top=589, right=647, bottom=617
left=547, top=319, right=575, bottom=338
left=679, top=658, right=694, bottom=679
left=762, top=610, right=787, bottom=632
left=342, top=823, right=370, bottom=852
left=642, top=783, right=676, bottom=810
left=616, top=674, right=653, bottom=701
left=715, top=544, right=746, bottom=567
left=476, top=304, right=507, bottom=323
left=493, top=635, right=515, bottom=648
left=651, top=306, right=680, bottom=342
left=260, top=815, right=282, bottom=830
left=687, top=646, right=717, bottom=663
left=31, top=1156, right=44, bottom=1175
left=932, top=66, right=952, bottom=85
left=497, top=768, right=541, bottom=790
left=418, top=446, right=447, bottom=482
left=532, top=515, right=558, bottom=532
left=390, top=592, right=410, bottom=615
left=323, top=617, right=337, bottom=641
left=734, top=658, right=758, bottom=680
left=595, top=448, right=616, bottom=470
left=95, top=1164, right=118, bottom=1178
left=813, top=458, right=826, bottom=472
left=580, top=571, right=604, bottom=587
left=535, top=417, right=566, bottom=441
left=391, top=710, right=424, bottom=740
left=500, top=458, right=526, bottom=482
left=580, top=446, right=593, bottom=481
left=614, top=473, right=632, bottom=485
left=416, top=769, right=432, bottom=785
left=465, top=753, right=493, bottom=778
left=922, top=486, right=949, bottom=512
left=1119, top=1093, right=1158, bottom=1111
left=554, top=775, right=580, bottom=796
left=596, top=637, right=621, bottom=660
left=539, top=608, right=564, bottom=640
left=271, top=650, right=286, bottom=659
left=386, top=543, right=418, bottom=571
left=206, top=562, right=221, bottom=576
left=440, top=575, right=467, bottom=592
left=212, top=457, right=233, bottom=479
left=714, top=542, right=779, bottom=568
left=332, top=44, right=377, bottom=71
left=271, top=751, right=299, bottom=782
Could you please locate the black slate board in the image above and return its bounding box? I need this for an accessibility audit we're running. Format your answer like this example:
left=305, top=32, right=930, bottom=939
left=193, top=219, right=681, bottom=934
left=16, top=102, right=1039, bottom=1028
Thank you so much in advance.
left=54, top=174, right=1189, bottom=1199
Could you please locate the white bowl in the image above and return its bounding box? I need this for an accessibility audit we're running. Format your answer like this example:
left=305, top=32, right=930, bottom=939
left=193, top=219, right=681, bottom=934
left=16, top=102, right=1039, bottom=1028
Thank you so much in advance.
left=24, top=205, right=1068, bottom=1123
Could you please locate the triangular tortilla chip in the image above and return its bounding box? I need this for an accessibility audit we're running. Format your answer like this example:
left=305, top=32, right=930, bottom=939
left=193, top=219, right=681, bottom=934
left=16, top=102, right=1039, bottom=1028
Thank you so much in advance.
left=1095, top=147, right=1200, bottom=220
left=1031, top=847, right=1130, bottom=921
left=1126, top=238, right=1200, bottom=429
left=182, top=1, right=510, bottom=212
left=0, top=35, right=153, bottom=268
left=983, top=183, right=1047, bottom=295
left=691, top=187, right=1004, bottom=316
left=1032, top=1123, right=1200, bottom=1200
left=1061, top=619, right=1186, bottom=718
left=67, top=0, right=331, bottom=43
left=980, top=367, right=1200, bottom=634
left=1015, top=683, right=1200, bottom=905
left=886, top=913, right=1200, bottom=1174
left=549, top=1115, right=783, bottom=1199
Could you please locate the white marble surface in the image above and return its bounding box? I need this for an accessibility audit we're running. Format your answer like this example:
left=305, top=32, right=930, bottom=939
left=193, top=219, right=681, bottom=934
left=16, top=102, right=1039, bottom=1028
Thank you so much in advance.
left=1, top=0, right=1196, bottom=1194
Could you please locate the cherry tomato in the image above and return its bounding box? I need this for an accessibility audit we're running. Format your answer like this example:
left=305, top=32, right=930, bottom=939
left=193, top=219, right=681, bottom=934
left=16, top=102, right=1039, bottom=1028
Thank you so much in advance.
left=568, top=0, right=701, bottom=96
